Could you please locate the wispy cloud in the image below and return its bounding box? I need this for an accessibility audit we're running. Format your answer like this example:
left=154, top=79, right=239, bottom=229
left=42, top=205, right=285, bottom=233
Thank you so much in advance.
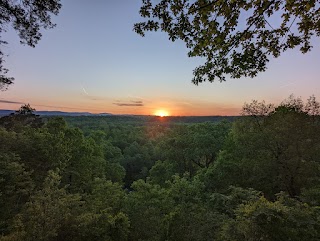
left=130, top=100, right=143, bottom=104
left=113, top=102, right=144, bottom=107
left=80, top=85, right=107, bottom=101
left=80, top=82, right=90, bottom=96
left=113, top=99, right=144, bottom=107
left=0, top=99, right=25, bottom=104
left=82, top=86, right=89, bottom=95
left=0, top=99, right=95, bottom=111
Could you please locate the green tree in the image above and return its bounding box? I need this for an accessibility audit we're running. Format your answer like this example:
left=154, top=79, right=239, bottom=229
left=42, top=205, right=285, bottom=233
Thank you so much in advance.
left=61, top=128, right=106, bottom=193
left=148, top=160, right=176, bottom=186
left=206, top=96, right=320, bottom=198
left=125, top=176, right=227, bottom=241
left=0, top=153, right=34, bottom=235
left=74, top=178, right=129, bottom=241
left=89, top=131, right=125, bottom=183
left=3, top=171, right=81, bottom=241
left=121, top=141, right=157, bottom=187
left=0, top=105, right=43, bottom=131
left=135, top=0, right=320, bottom=84
left=220, top=194, right=320, bottom=241
left=125, top=180, right=173, bottom=241
left=164, top=176, right=224, bottom=241
left=157, top=125, right=194, bottom=176
left=0, top=0, right=61, bottom=90
left=186, top=121, right=230, bottom=168
left=157, top=122, right=230, bottom=178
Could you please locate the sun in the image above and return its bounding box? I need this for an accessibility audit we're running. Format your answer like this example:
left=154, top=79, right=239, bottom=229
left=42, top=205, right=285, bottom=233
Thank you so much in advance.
left=154, top=110, right=169, bottom=117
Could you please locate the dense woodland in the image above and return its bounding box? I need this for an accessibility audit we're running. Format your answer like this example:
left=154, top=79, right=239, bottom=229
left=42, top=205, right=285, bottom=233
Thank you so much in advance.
left=1, top=96, right=320, bottom=241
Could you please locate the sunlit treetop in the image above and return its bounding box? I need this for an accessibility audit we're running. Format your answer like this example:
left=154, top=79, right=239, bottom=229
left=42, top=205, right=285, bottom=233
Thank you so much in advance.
left=135, top=0, right=320, bottom=84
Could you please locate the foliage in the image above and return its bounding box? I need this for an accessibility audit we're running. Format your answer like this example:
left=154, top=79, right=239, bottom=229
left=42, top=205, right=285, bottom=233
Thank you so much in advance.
left=1, top=100, right=320, bottom=240
left=135, top=0, right=320, bottom=84
left=11, top=171, right=81, bottom=241
left=0, top=153, right=34, bottom=234
left=203, top=95, right=320, bottom=199
left=220, top=194, right=320, bottom=241
left=156, top=121, right=231, bottom=177
left=0, top=0, right=61, bottom=90
left=0, top=105, right=43, bottom=131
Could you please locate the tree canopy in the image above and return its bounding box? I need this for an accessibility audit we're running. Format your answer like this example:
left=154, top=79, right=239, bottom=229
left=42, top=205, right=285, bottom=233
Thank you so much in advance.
left=1, top=99, right=320, bottom=240
left=135, top=0, right=320, bottom=84
left=0, top=0, right=61, bottom=90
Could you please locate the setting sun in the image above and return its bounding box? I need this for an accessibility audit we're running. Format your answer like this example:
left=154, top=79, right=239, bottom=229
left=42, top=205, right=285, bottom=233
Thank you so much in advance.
left=154, top=110, right=169, bottom=117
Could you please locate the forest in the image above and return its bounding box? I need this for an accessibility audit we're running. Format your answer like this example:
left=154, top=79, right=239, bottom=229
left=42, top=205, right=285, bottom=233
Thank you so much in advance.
left=1, top=0, right=320, bottom=240
left=0, top=96, right=320, bottom=241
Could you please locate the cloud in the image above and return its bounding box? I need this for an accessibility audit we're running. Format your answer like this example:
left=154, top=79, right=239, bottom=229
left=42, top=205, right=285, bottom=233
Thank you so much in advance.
left=0, top=99, right=92, bottom=111
left=80, top=87, right=106, bottom=101
left=82, top=86, right=89, bottom=95
left=0, top=99, right=25, bottom=104
left=113, top=99, right=144, bottom=107
left=113, top=102, right=144, bottom=107
left=130, top=100, right=143, bottom=104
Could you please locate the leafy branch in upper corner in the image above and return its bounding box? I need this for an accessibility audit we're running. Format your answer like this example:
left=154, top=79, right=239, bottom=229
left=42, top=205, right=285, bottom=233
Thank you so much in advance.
left=135, top=0, right=320, bottom=84
left=0, top=0, right=62, bottom=90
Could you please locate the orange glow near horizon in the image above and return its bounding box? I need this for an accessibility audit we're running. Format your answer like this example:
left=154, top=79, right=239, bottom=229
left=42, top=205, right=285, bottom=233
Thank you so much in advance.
left=154, top=110, right=170, bottom=117
left=0, top=98, right=243, bottom=116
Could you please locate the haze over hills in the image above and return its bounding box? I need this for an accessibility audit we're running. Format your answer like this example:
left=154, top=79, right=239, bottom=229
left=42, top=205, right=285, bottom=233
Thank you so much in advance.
left=0, top=109, right=238, bottom=124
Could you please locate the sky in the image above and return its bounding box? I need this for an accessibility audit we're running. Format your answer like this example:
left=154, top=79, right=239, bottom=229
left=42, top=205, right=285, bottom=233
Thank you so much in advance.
left=1, top=0, right=320, bottom=116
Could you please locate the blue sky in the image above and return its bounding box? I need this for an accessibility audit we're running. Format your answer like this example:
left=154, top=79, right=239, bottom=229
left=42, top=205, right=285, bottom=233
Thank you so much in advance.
left=1, top=0, right=320, bottom=115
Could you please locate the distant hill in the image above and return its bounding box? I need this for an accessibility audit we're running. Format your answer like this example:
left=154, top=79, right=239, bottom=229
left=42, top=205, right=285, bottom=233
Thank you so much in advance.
left=0, top=110, right=113, bottom=117
left=0, top=110, right=15, bottom=116
left=0, top=110, right=239, bottom=124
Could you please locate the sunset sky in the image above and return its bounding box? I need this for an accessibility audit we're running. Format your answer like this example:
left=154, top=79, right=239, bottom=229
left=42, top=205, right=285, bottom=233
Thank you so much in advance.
left=1, top=0, right=320, bottom=116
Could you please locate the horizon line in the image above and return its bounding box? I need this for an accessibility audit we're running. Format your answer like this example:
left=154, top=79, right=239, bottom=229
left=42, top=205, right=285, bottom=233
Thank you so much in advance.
left=0, top=109, right=239, bottom=117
